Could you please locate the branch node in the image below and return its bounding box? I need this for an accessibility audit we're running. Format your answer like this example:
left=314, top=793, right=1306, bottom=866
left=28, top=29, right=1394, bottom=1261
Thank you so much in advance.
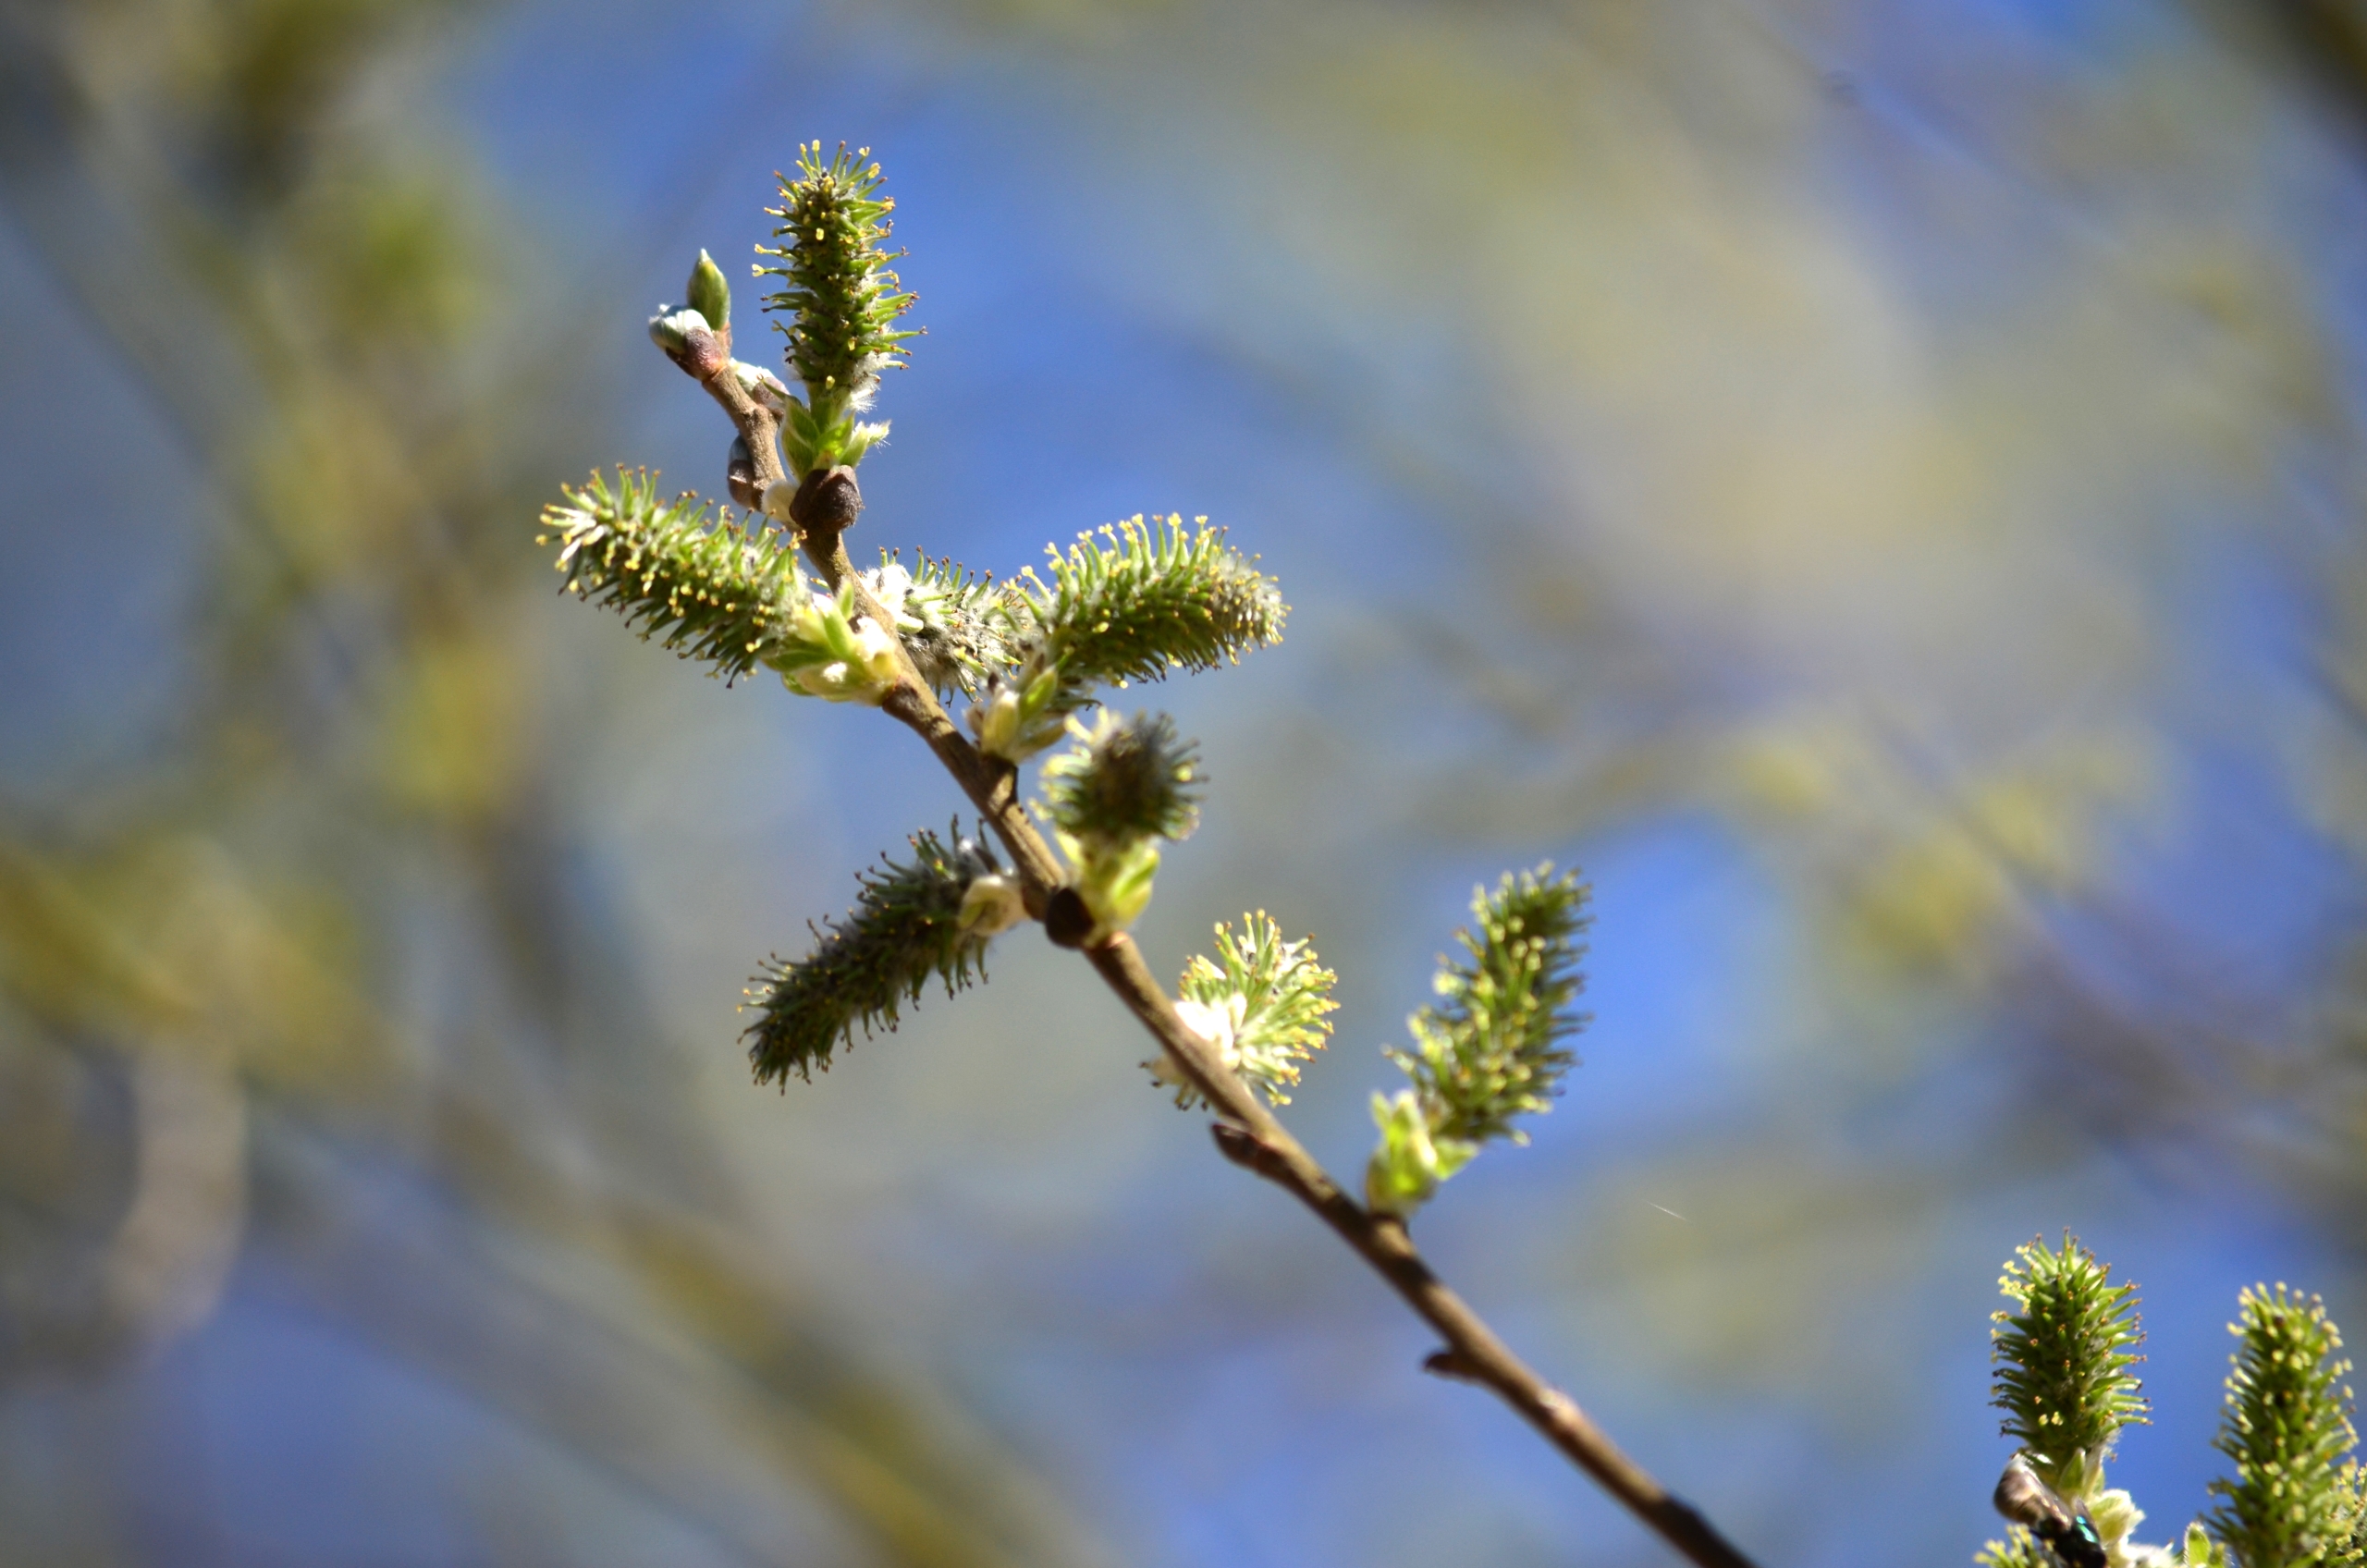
left=1422, top=1349, right=1486, bottom=1385
left=1209, top=1121, right=1292, bottom=1184
left=788, top=464, right=863, bottom=537
left=1043, top=887, right=1095, bottom=949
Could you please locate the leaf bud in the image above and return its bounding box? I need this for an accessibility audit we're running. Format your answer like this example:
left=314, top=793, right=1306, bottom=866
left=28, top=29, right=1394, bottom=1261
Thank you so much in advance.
left=1043, top=887, right=1095, bottom=949
left=686, top=249, right=730, bottom=337
left=647, top=305, right=724, bottom=378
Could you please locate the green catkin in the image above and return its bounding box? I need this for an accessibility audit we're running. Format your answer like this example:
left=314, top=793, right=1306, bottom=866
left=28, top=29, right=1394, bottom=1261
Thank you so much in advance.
left=538, top=468, right=806, bottom=682
left=1392, top=865, right=1590, bottom=1149
left=2206, top=1285, right=2357, bottom=1568
left=1019, top=515, right=1286, bottom=698
left=1041, top=711, right=1202, bottom=848
left=1989, top=1233, right=2151, bottom=1497
left=744, top=827, right=1001, bottom=1084
left=754, top=141, right=918, bottom=471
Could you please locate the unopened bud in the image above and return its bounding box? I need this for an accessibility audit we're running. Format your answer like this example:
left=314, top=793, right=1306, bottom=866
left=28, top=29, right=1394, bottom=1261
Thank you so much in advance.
left=788, top=465, right=863, bottom=535
left=727, top=435, right=762, bottom=510
left=686, top=249, right=730, bottom=337
left=957, top=874, right=1025, bottom=938
left=1043, top=888, right=1095, bottom=949
left=646, top=305, right=704, bottom=355
left=647, top=305, right=725, bottom=377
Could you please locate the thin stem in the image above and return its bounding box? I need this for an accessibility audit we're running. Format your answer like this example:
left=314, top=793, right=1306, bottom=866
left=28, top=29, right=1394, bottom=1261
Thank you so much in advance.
left=698, top=356, right=1065, bottom=911
left=695, top=353, right=1758, bottom=1568
left=1082, top=936, right=1756, bottom=1568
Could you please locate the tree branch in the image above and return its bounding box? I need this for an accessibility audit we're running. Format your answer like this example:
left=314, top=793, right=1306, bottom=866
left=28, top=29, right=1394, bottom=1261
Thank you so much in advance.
left=687, top=334, right=1760, bottom=1568
left=1079, top=934, right=1759, bottom=1568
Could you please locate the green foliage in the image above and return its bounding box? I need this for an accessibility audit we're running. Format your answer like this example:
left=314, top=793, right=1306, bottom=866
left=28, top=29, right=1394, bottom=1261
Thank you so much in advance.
left=1965, top=1247, right=2365, bottom=1568
left=1366, top=1088, right=1460, bottom=1217
left=1366, top=865, right=1589, bottom=1216
left=2205, top=1285, right=2359, bottom=1568
left=1019, top=513, right=1287, bottom=695
left=2336, top=1463, right=2367, bottom=1568
left=968, top=660, right=1075, bottom=763
left=745, top=827, right=1006, bottom=1085
left=1163, top=912, right=1338, bottom=1107
left=1991, top=1233, right=2151, bottom=1496
left=756, top=141, right=918, bottom=473
left=539, top=468, right=807, bottom=682
left=2181, top=1521, right=2234, bottom=1568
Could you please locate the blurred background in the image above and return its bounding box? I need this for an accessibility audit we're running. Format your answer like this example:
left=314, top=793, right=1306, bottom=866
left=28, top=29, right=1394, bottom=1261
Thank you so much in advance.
left=4, top=0, right=2366, bottom=1564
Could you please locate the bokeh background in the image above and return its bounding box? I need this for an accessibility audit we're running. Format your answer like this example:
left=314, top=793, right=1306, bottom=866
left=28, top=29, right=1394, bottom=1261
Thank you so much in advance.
left=6, top=1, right=2367, bottom=1564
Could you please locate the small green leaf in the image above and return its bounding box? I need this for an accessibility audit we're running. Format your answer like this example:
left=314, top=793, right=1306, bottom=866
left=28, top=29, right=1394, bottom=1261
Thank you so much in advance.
left=1366, top=1088, right=1453, bottom=1218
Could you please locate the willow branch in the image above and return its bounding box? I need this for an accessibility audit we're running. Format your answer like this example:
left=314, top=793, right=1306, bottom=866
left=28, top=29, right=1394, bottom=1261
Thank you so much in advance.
left=870, top=666, right=1751, bottom=1566
left=1082, top=935, right=1758, bottom=1568
left=686, top=330, right=1758, bottom=1568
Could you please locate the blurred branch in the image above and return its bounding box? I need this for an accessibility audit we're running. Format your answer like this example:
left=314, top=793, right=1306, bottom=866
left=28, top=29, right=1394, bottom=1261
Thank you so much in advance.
left=2211, top=0, right=2367, bottom=145
left=0, top=4, right=1122, bottom=1559
left=254, top=1098, right=1116, bottom=1568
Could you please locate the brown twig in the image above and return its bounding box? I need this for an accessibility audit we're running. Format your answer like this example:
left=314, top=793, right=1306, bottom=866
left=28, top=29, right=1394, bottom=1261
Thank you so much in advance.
left=693, top=350, right=1760, bottom=1568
